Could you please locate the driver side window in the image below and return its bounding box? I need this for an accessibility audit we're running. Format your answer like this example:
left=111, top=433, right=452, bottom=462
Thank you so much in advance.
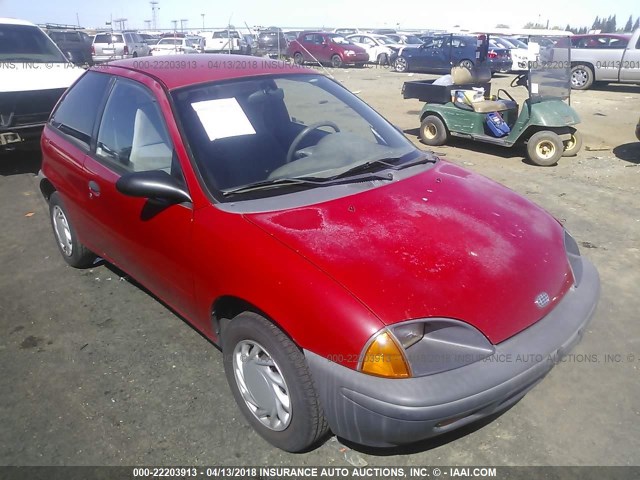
left=96, top=80, right=176, bottom=175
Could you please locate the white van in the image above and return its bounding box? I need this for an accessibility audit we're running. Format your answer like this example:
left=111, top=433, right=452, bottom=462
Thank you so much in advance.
left=0, top=18, right=83, bottom=151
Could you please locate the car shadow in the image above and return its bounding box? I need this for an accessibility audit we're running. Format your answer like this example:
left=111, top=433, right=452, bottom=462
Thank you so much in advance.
left=0, top=149, right=42, bottom=176
left=612, top=142, right=640, bottom=164
left=588, top=84, right=640, bottom=94
left=336, top=403, right=518, bottom=456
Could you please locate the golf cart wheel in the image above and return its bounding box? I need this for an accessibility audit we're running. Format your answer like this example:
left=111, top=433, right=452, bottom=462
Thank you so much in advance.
left=459, top=59, right=474, bottom=70
left=562, top=130, right=583, bottom=157
left=330, top=55, right=343, bottom=68
left=394, top=56, right=408, bottom=73
left=222, top=312, right=329, bottom=452
left=420, top=115, right=448, bottom=146
left=571, top=64, right=594, bottom=90
left=293, top=52, right=304, bottom=65
left=527, top=131, right=563, bottom=166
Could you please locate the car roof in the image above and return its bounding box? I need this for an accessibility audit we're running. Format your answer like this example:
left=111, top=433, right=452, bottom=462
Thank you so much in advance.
left=0, top=17, right=37, bottom=26
left=98, top=54, right=316, bottom=90
left=571, top=33, right=630, bottom=39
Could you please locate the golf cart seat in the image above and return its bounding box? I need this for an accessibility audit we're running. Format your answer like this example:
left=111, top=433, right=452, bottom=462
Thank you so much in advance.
left=452, top=66, right=517, bottom=113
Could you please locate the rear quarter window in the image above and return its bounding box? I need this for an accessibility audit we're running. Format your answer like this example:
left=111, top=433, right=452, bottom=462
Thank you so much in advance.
left=50, top=71, right=112, bottom=148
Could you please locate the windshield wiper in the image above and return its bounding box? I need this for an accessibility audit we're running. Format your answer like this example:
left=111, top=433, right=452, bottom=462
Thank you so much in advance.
left=222, top=172, right=392, bottom=197
left=330, top=153, right=436, bottom=180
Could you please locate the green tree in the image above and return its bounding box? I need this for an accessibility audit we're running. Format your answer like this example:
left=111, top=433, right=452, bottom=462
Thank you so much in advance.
left=592, top=16, right=600, bottom=30
left=633, top=18, right=640, bottom=30
left=624, top=15, right=633, bottom=32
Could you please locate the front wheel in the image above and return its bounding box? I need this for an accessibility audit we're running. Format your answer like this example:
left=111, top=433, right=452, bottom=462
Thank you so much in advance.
left=420, top=115, right=448, bottom=146
left=49, top=192, right=96, bottom=268
left=526, top=131, right=563, bottom=166
left=293, top=52, right=303, bottom=65
left=393, top=56, right=409, bottom=73
left=562, top=130, right=583, bottom=157
left=330, top=55, right=343, bottom=68
left=222, top=312, right=329, bottom=452
left=459, top=59, right=474, bottom=69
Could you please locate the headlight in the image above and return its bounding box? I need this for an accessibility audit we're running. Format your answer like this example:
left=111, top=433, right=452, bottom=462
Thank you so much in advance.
left=359, top=319, right=495, bottom=379
left=564, top=230, right=582, bottom=286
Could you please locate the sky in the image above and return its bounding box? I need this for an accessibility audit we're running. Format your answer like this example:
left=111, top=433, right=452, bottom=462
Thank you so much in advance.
left=1, top=0, right=637, bottom=31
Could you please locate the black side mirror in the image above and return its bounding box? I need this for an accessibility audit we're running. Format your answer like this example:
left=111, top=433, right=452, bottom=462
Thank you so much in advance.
left=116, top=170, right=191, bottom=204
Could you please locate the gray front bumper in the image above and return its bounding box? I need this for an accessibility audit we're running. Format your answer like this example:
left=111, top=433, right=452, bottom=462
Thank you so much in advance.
left=305, top=258, right=600, bottom=447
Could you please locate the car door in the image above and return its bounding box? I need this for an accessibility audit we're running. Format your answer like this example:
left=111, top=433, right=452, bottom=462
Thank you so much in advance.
left=300, top=33, right=316, bottom=61
left=81, top=77, right=195, bottom=317
left=618, top=36, right=639, bottom=82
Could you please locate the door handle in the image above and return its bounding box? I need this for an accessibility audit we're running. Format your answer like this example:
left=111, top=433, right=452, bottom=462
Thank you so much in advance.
left=88, top=180, right=101, bottom=197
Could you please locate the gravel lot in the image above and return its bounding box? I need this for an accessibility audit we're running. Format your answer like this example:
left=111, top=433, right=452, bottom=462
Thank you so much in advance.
left=0, top=65, right=639, bottom=468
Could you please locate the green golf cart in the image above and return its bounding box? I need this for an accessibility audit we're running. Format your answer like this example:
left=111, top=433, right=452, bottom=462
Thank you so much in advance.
left=402, top=37, right=581, bottom=166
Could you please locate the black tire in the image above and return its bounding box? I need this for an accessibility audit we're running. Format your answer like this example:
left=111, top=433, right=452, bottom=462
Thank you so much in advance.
left=459, top=59, right=474, bottom=69
left=526, top=131, right=563, bottom=166
left=132, top=52, right=138, bottom=58
left=420, top=115, right=448, bottom=146
left=393, top=56, right=409, bottom=73
left=377, top=53, right=388, bottom=65
left=49, top=192, right=96, bottom=268
left=571, top=64, right=594, bottom=90
left=562, top=130, right=583, bottom=157
left=222, top=312, right=329, bottom=452
left=330, top=55, right=342, bottom=68
left=293, top=52, right=303, bottom=65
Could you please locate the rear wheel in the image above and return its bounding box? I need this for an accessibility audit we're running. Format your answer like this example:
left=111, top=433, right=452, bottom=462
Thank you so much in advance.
left=562, top=130, right=583, bottom=157
left=293, top=52, right=303, bottom=65
left=222, top=312, right=329, bottom=452
left=393, top=56, right=408, bottom=73
left=526, top=131, right=563, bottom=166
left=330, top=55, right=343, bottom=68
left=49, top=192, right=96, bottom=268
left=571, top=64, right=594, bottom=90
left=459, top=59, right=474, bottom=69
left=420, top=115, right=448, bottom=146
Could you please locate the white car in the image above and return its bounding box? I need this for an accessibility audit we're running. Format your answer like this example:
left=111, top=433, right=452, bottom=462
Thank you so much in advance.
left=346, top=33, right=402, bottom=65
left=491, top=37, right=531, bottom=71
left=150, top=37, right=199, bottom=56
left=0, top=17, right=83, bottom=151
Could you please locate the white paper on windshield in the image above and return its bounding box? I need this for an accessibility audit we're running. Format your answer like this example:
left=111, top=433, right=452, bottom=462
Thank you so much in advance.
left=528, top=42, right=540, bottom=56
left=191, top=98, right=255, bottom=141
left=531, top=82, right=539, bottom=94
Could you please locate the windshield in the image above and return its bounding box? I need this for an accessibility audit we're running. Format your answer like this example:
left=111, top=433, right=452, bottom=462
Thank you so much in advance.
left=375, top=36, right=394, bottom=45
left=172, top=74, right=421, bottom=200
left=404, top=35, right=423, bottom=45
left=0, top=24, right=68, bottom=63
left=507, top=37, right=528, bottom=49
left=528, top=35, right=571, bottom=102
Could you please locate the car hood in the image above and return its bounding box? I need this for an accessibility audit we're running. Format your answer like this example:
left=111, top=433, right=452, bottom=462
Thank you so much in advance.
left=0, top=62, right=83, bottom=93
left=245, top=161, right=574, bottom=344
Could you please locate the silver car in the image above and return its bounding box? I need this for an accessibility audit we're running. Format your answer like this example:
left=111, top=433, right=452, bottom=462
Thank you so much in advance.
left=92, top=31, right=150, bottom=62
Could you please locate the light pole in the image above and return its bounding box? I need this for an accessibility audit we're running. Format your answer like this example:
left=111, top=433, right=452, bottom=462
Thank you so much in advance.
left=171, top=19, right=178, bottom=33
left=180, top=19, right=188, bottom=33
left=201, top=13, right=205, bottom=31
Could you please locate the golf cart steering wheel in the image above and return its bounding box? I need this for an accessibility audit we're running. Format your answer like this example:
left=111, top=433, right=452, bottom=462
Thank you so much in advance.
left=510, top=73, right=528, bottom=88
left=286, top=121, right=340, bottom=163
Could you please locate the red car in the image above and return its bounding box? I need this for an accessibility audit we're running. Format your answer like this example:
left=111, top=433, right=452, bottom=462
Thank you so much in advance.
left=39, top=54, right=600, bottom=452
left=286, top=32, right=369, bottom=68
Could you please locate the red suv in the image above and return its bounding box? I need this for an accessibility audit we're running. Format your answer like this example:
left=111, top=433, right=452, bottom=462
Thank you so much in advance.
left=40, top=54, right=599, bottom=452
left=286, top=32, right=369, bottom=67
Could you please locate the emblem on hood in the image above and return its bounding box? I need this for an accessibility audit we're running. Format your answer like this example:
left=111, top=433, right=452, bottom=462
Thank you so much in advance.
left=534, top=292, right=550, bottom=308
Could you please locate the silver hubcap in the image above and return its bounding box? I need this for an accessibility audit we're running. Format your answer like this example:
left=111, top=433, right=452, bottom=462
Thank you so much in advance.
left=52, top=205, right=73, bottom=256
left=232, top=340, right=291, bottom=431
left=396, top=58, right=407, bottom=71
left=572, top=70, right=587, bottom=87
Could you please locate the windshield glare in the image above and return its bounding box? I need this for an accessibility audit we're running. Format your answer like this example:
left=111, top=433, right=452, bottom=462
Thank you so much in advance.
left=329, top=35, right=351, bottom=45
left=172, top=74, right=420, bottom=199
left=0, top=24, right=68, bottom=63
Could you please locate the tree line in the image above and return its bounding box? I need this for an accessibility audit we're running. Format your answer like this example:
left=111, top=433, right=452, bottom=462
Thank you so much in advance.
left=514, top=15, right=639, bottom=34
